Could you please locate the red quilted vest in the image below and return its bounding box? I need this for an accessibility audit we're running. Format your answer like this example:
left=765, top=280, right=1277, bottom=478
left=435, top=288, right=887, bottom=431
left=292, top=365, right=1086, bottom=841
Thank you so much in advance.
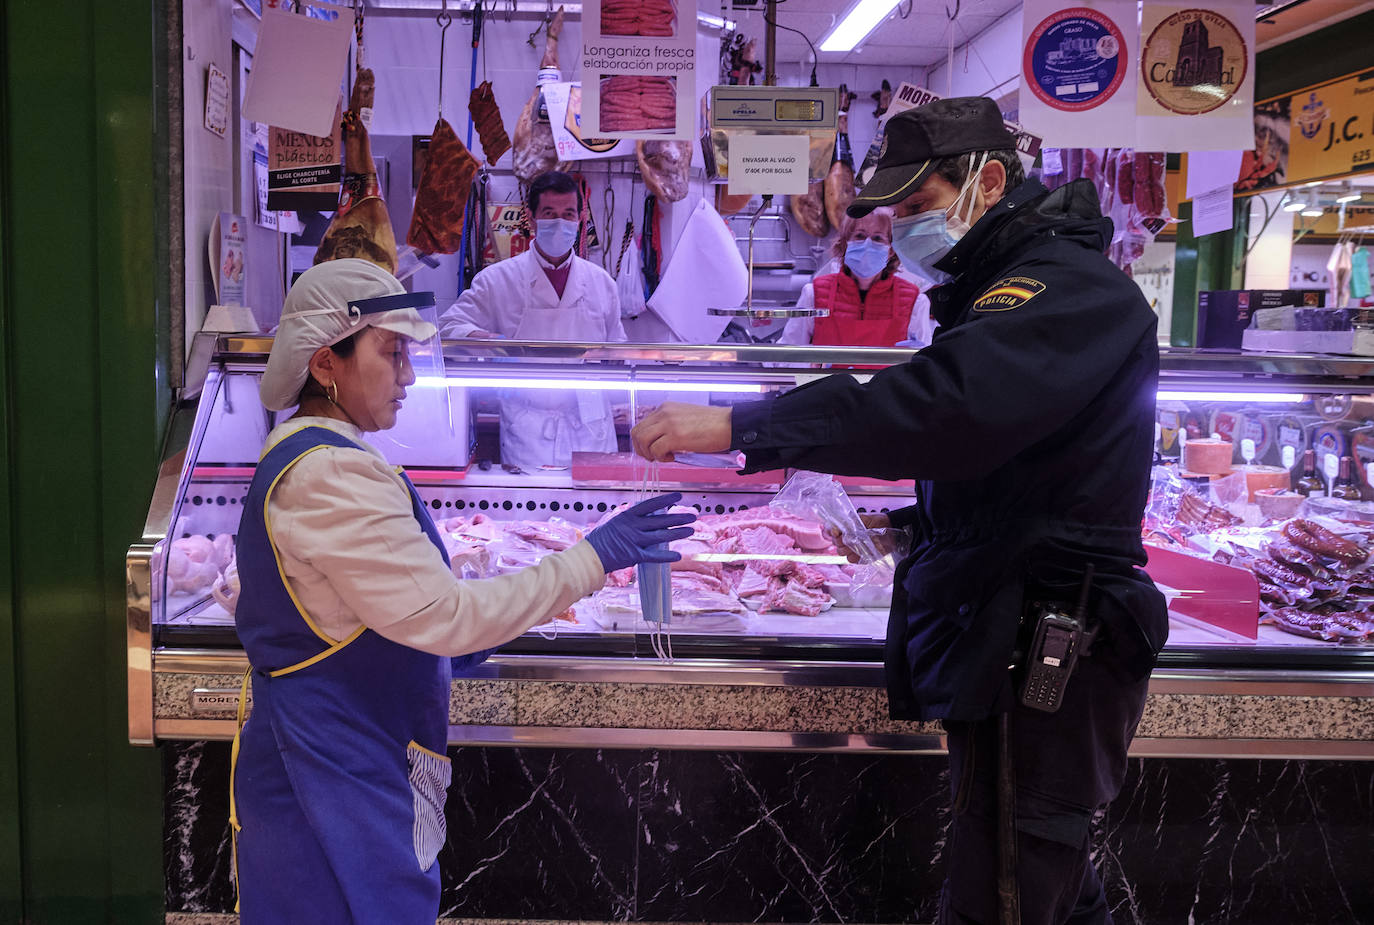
left=811, top=270, right=919, bottom=348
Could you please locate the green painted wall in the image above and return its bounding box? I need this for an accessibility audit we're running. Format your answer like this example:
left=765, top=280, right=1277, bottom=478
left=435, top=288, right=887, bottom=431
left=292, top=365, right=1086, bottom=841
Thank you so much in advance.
left=1, top=2, right=168, bottom=922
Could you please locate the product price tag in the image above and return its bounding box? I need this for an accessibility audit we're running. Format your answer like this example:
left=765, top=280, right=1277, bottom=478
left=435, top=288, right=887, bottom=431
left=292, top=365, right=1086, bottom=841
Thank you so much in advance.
left=1324, top=453, right=1339, bottom=483
left=728, top=134, right=809, bottom=195
left=1241, top=438, right=1256, bottom=464
left=1282, top=445, right=1296, bottom=469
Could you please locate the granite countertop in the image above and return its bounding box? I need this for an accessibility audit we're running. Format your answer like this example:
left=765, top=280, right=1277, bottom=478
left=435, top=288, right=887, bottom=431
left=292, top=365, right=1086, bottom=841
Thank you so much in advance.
left=153, top=657, right=1374, bottom=757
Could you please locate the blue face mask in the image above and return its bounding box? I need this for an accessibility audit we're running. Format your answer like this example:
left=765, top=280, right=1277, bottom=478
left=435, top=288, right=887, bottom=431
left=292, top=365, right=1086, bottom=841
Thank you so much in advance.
left=843, top=238, right=891, bottom=279
left=535, top=218, right=578, bottom=257
left=890, top=152, right=987, bottom=284
left=890, top=210, right=964, bottom=285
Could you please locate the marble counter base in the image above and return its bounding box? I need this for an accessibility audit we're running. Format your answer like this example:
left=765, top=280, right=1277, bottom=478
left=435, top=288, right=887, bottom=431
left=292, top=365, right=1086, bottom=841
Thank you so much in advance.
left=166, top=742, right=1374, bottom=924
left=155, top=672, right=1374, bottom=750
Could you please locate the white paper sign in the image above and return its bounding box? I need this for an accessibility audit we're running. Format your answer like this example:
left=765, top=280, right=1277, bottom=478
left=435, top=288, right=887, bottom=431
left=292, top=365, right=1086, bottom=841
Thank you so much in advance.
left=204, top=63, right=230, bottom=138
left=242, top=6, right=355, bottom=138
left=581, top=0, right=696, bottom=140
left=1192, top=186, right=1235, bottom=237
left=728, top=135, right=810, bottom=195
left=1186, top=150, right=1244, bottom=200
left=1282, top=445, right=1296, bottom=469
left=1018, top=0, right=1139, bottom=148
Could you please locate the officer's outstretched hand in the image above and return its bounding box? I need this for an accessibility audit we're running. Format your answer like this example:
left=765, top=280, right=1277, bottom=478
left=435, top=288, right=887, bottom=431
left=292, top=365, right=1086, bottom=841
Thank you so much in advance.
left=585, top=493, right=696, bottom=574
left=828, top=512, right=894, bottom=564
left=631, top=402, right=733, bottom=463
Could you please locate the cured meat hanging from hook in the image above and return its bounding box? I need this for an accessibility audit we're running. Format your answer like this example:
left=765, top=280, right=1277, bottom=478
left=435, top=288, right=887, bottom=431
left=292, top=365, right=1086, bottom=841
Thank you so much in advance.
left=790, top=180, right=829, bottom=238
left=512, top=6, right=565, bottom=184
left=824, top=87, right=857, bottom=229
left=468, top=81, right=511, bottom=165
left=406, top=117, right=480, bottom=254
left=314, top=68, right=399, bottom=274
left=636, top=140, right=692, bottom=203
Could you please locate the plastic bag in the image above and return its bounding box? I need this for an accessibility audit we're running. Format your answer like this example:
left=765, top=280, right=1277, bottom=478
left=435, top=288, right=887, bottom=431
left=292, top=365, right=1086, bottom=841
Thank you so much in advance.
left=617, top=236, right=647, bottom=319
left=771, top=471, right=882, bottom=564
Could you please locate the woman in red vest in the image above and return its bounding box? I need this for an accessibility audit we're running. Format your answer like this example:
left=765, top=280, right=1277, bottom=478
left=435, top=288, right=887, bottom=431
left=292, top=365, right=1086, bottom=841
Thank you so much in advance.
left=781, top=207, right=935, bottom=348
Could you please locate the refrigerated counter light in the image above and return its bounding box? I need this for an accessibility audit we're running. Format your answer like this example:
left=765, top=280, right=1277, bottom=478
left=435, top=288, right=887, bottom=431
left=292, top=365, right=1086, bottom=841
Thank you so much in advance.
left=128, top=340, right=1374, bottom=757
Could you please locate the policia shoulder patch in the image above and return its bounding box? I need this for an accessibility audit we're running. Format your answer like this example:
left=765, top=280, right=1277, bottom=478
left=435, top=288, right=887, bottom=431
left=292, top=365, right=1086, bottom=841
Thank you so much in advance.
left=972, top=276, right=1046, bottom=312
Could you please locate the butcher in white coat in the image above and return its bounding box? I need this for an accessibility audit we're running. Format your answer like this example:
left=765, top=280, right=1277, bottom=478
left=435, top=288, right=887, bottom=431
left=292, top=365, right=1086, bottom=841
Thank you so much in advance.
left=439, top=171, right=626, bottom=471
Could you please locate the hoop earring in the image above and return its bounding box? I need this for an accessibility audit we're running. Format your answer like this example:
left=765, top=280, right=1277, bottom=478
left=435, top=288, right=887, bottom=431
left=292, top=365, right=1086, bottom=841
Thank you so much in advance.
left=327, top=381, right=339, bottom=405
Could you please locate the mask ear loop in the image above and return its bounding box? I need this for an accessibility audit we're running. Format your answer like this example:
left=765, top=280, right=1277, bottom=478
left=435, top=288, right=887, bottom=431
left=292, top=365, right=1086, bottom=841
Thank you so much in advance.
left=952, top=151, right=990, bottom=230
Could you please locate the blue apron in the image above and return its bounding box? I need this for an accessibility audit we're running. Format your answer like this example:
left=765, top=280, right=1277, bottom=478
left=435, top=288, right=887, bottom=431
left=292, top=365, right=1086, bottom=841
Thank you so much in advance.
left=231, top=426, right=461, bottom=924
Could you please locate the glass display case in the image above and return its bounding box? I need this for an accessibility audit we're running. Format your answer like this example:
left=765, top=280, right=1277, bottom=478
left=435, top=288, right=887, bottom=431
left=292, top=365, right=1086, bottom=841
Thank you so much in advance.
left=128, top=339, right=1374, bottom=744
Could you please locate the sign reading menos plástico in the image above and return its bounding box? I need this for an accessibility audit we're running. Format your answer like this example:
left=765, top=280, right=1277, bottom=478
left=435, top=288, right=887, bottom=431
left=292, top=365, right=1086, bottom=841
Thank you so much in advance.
left=1140, top=8, right=1248, bottom=116
left=1023, top=7, right=1129, bottom=112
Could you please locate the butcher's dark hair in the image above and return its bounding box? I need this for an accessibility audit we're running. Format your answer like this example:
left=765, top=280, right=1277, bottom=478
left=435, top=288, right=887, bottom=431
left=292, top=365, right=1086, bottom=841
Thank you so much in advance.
left=932, top=149, right=1025, bottom=194
left=528, top=170, right=582, bottom=216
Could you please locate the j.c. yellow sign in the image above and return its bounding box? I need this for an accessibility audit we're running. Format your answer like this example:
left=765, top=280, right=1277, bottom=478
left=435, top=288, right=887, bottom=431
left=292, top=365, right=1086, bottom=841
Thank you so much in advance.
left=1287, top=68, right=1374, bottom=183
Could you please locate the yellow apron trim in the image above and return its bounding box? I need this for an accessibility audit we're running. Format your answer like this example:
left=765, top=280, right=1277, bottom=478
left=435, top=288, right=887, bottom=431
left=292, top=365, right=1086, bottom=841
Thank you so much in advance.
left=407, top=739, right=451, bottom=763
left=267, top=624, right=368, bottom=677
left=262, top=444, right=341, bottom=647
left=228, top=667, right=251, bottom=913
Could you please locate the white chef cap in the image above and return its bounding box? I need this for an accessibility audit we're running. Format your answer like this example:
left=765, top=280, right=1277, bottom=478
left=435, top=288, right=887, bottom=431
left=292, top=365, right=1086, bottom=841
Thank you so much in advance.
left=260, top=258, right=439, bottom=411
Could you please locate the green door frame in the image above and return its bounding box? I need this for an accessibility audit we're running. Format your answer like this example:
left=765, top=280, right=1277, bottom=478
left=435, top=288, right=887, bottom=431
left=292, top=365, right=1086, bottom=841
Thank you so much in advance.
left=1, top=2, right=169, bottom=921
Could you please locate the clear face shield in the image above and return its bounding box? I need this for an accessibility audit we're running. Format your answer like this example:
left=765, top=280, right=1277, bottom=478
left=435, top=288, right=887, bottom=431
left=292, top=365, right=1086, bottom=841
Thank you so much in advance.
left=348, top=291, right=462, bottom=467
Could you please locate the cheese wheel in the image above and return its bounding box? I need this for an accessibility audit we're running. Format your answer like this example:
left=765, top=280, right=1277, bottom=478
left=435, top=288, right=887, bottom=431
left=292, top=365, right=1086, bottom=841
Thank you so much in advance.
left=1237, top=464, right=1291, bottom=502
left=1183, top=438, right=1234, bottom=475
left=1254, top=488, right=1304, bottom=520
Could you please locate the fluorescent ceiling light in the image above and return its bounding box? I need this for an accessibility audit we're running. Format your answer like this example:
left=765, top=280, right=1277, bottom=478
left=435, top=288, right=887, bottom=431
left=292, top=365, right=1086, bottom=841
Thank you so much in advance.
left=1157, top=390, right=1306, bottom=404
left=819, top=0, right=903, bottom=52
left=1282, top=200, right=1308, bottom=212
left=415, top=376, right=763, bottom=393
left=1301, top=208, right=1324, bottom=217
left=1337, top=191, right=1362, bottom=203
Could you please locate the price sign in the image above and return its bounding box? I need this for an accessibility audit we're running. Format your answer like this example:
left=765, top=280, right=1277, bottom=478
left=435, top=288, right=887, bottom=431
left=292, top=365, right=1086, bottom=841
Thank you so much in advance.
left=1282, top=445, right=1296, bottom=469
left=1241, top=439, right=1256, bottom=465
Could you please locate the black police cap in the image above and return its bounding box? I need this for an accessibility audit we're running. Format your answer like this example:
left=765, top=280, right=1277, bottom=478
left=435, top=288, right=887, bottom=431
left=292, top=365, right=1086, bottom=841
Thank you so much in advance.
left=849, top=96, right=1016, bottom=217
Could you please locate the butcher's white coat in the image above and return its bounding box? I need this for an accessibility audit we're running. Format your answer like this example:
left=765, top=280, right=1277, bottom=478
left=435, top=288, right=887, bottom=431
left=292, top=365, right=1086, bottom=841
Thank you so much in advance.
left=438, top=249, right=626, bottom=470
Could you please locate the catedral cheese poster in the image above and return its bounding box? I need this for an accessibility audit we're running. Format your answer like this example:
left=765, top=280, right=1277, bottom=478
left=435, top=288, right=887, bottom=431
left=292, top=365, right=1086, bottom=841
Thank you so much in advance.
left=1136, top=3, right=1255, bottom=151
left=580, top=0, right=696, bottom=140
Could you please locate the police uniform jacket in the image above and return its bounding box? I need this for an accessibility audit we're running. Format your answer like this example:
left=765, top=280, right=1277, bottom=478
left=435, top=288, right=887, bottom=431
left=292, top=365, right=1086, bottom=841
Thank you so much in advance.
left=730, top=178, right=1169, bottom=721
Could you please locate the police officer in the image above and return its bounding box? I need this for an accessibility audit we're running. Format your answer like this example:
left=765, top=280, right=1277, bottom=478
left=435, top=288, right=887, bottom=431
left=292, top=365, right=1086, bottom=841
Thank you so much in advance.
left=631, top=97, right=1168, bottom=924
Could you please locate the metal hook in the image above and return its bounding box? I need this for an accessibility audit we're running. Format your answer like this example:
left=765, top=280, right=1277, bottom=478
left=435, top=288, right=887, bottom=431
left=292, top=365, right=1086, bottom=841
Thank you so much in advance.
left=437, top=0, right=453, bottom=120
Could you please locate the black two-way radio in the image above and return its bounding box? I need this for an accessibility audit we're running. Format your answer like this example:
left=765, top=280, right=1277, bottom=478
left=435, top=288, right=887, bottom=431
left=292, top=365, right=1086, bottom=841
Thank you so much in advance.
left=1018, top=565, right=1095, bottom=713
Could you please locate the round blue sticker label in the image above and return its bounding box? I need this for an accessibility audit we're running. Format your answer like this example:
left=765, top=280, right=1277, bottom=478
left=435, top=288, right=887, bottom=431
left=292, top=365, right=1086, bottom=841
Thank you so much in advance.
left=1023, top=8, right=1127, bottom=113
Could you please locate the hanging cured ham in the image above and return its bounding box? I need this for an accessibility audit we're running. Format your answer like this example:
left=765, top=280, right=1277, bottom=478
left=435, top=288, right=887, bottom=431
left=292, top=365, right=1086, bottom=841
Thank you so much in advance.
left=636, top=140, right=692, bottom=203
left=790, top=180, right=829, bottom=238
left=406, top=117, right=480, bottom=255
left=823, top=101, right=856, bottom=229
left=313, top=69, right=398, bottom=274
left=512, top=7, right=565, bottom=184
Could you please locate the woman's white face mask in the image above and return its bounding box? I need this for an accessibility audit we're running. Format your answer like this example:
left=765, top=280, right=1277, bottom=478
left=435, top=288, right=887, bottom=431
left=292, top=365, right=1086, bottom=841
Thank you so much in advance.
left=890, top=152, right=989, bottom=285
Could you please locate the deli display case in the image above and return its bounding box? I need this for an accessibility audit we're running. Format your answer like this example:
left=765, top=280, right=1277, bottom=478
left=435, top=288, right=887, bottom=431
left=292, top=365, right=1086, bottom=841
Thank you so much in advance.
left=128, top=340, right=1374, bottom=757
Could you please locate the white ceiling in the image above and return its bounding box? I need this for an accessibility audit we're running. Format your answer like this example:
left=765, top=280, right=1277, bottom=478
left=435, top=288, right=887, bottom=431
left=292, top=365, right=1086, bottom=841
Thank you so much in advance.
left=727, top=0, right=1021, bottom=68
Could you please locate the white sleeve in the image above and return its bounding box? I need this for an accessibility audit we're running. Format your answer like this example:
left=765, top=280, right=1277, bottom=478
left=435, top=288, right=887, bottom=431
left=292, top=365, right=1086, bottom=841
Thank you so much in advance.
left=907, top=292, right=935, bottom=348
left=603, top=271, right=628, bottom=342
left=273, top=448, right=606, bottom=656
left=778, top=284, right=815, bottom=345
left=438, top=267, right=501, bottom=338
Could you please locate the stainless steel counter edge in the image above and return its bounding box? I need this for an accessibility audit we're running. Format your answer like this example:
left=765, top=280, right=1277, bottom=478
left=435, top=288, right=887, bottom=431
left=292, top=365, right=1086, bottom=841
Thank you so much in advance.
left=154, top=649, right=1374, bottom=695
left=149, top=650, right=1374, bottom=759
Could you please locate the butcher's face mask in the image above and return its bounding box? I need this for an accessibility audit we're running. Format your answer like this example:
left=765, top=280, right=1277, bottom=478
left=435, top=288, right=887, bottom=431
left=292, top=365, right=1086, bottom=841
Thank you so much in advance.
left=890, top=151, right=989, bottom=286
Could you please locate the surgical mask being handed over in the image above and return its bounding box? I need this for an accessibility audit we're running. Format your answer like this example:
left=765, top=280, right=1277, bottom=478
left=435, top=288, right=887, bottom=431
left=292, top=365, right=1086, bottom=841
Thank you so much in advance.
left=891, top=152, right=989, bottom=285
left=843, top=238, right=891, bottom=279
left=535, top=218, right=579, bottom=258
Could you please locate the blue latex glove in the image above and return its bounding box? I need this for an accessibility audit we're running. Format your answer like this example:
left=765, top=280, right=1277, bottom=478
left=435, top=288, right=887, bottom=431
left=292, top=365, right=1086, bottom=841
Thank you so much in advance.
left=585, top=492, right=695, bottom=574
